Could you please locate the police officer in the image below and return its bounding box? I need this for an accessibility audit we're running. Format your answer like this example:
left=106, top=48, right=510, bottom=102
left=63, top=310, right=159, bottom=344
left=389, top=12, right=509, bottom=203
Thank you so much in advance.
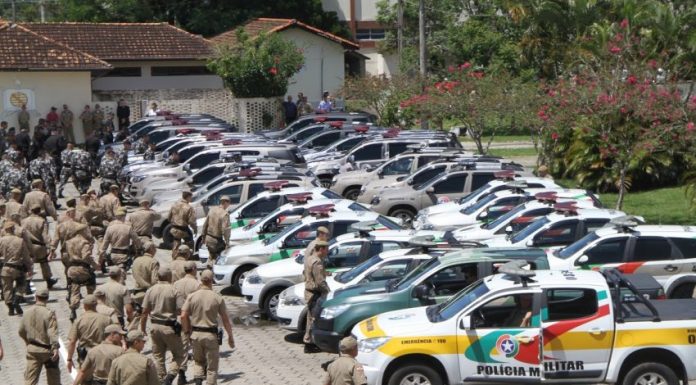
left=99, top=207, right=142, bottom=277
left=170, top=245, right=192, bottom=282
left=28, top=151, right=59, bottom=204
left=322, top=336, right=367, bottom=385
left=141, top=266, right=186, bottom=384
left=83, top=189, right=106, bottom=253
left=107, top=330, right=159, bottom=385
left=98, top=185, right=121, bottom=223
left=0, top=221, right=32, bottom=315
left=22, top=179, right=58, bottom=220
left=71, top=147, right=94, bottom=195
left=173, top=260, right=199, bottom=377
left=73, top=324, right=125, bottom=385
left=21, top=203, right=58, bottom=288
left=3, top=161, right=29, bottom=197
left=201, top=195, right=231, bottom=269
left=66, top=295, right=112, bottom=374
left=130, top=242, right=160, bottom=330
left=127, top=199, right=161, bottom=245
left=58, top=142, right=74, bottom=198
left=303, top=239, right=331, bottom=352
left=168, top=191, right=196, bottom=258
left=98, top=266, right=134, bottom=328
left=305, top=226, right=331, bottom=264
left=66, top=223, right=99, bottom=321
left=19, top=287, right=61, bottom=385
left=99, top=148, right=121, bottom=194
left=5, top=188, right=23, bottom=220
left=93, top=288, right=121, bottom=326
left=181, top=270, right=235, bottom=385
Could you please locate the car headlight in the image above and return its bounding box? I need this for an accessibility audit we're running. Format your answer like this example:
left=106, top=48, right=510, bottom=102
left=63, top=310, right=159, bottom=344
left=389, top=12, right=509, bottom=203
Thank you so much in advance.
left=320, top=304, right=351, bottom=319
left=281, top=293, right=305, bottom=306
left=370, top=196, right=380, bottom=205
left=245, top=270, right=263, bottom=284
left=358, top=337, right=391, bottom=353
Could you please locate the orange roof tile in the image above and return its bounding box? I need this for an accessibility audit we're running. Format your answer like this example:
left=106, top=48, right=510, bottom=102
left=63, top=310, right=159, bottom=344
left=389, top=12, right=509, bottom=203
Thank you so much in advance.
left=22, top=22, right=213, bottom=61
left=0, top=22, right=111, bottom=71
left=211, top=18, right=359, bottom=50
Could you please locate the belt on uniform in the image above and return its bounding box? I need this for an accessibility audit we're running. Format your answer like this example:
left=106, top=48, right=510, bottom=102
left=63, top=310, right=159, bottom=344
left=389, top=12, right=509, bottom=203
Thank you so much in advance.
left=90, top=379, right=107, bottom=385
left=4, top=262, right=26, bottom=271
left=151, top=318, right=177, bottom=327
left=70, top=260, right=92, bottom=269
left=111, top=248, right=129, bottom=254
left=136, top=232, right=152, bottom=238
left=206, top=233, right=224, bottom=242
left=191, top=326, right=218, bottom=334
left=130, top=287, right=147, bottom=294
left=31, top=240, right=45, bottom=246
left=29, top=340, right=53, bottom=350
left=171, top=224, right=190, bottom=232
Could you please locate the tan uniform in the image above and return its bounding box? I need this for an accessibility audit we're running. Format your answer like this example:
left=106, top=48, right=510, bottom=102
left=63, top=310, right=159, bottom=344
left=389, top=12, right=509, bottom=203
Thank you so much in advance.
left=60, top=109, right=75, bottom=143
left=98, top=279, right=132, bottom=324
left=21, top=214, right=53, bottom=282
left=167, top=199, right=195, bottom=257
left=75, top=202, right=89, bottom=224
left=81, top=341, right=124, bottom=383
left=68, top=310, right=112, bottom=363
left=127, top=207, right=161, bottom=244
left=143, top=282, right=185, bottom=379
left=52, top=219, right=93, bottom=277
left=322, top=356, right=368, bottom=385
left=5, top=199, right=23, bottom=220
left=131, top=253, right=159, bottom=300
left=19, top=302, right=60, bottom=385
left=99, top=219, right=142, bottom=269
left=18, top=110, right=31, bottom=131
left=173, top=274, right=199, bottom=371
left=0, top=233, right=32, bottom=306
left=201, top=206, right=230, bottom=268
left=66, top=234, right=98, bottom=310
left=303, top=252, right=329, bottom=344
left=83, top=199, right=107, bottom=238
left=80, top=110, right=93, bottom=137
left=182, top=286, right=228, bottom=385
left=22, top=189, right=57, bottom=219
left=107, top=347, right=159, bottom=385
left=170, top=257, right=189, bottom=282
left=98, top=194, right=121, bottom=223
left=96, top=301, right=121, bottom=325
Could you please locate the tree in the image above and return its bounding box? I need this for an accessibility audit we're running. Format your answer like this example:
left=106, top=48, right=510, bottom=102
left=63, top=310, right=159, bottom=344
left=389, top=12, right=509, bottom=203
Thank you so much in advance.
left=207, top=30, right=304, bottom=98
left=339, top=74, right=423, bottom=126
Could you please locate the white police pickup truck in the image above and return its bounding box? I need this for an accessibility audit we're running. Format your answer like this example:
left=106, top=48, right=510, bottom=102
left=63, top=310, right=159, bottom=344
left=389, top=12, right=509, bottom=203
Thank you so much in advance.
left=353, top=262, right=696, bottom=385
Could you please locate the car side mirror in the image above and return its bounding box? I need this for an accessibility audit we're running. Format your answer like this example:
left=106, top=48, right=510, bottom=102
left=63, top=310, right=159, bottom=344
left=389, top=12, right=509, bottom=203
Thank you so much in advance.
left=577, top=255, right=589, bottom=265
left=505, top=225, right=513, bottom=234
left=459, top=315, right=472, bottom=330
left=478, top=211, right=488, bottom=219
left=412, top=284, right=430, bottom=299
left=426, top=187, right=435, bottom=194
left=525, top=239, right=534, bottom=247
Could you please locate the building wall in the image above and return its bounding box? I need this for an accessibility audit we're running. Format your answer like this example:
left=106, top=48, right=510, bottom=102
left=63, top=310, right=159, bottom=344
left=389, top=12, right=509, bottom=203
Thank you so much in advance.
left=361, top=47, right=399, bottom=77
left=0, top=71, right=92, bottom=142
left=91, top=60, right=223, bottom=91
left=279, top=28, right=346, bottom=101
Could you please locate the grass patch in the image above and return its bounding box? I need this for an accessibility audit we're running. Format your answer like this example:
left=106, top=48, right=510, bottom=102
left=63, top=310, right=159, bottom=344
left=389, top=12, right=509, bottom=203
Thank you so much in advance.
left=459, top=135, right=532, bottom=143
left=487, top=147, right=539, bottom=157
left=600, top=187, right=696, bottom=225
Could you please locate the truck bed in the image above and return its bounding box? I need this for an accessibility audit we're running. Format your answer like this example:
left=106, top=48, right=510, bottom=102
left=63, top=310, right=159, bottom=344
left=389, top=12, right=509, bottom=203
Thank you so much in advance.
left=619, top=299, right=696, bottom=322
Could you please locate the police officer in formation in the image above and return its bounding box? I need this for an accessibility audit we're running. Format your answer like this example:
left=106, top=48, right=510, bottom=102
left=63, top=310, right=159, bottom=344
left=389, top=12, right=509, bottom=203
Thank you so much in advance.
left=98, top=206, right=141, bottom=278
left=73, top=324, right=125, bottom=385
left=66, top=294, right=112, bottom=373
left=201, top=195, right=231, bottom=270
left=19, top=287, right=60, bottom=385
left=0, top=221, right=32, bottom=315
left=322, top=336, right=368, bottom=385
left=107, top=330, right=159, bottom=385
left=21, top=203, right=57, bottom=288
left=168, top=190, right=197, bottom=259
left=97, top=266, right=133, bottom=329
left=127, top=198, right=161, bottom=245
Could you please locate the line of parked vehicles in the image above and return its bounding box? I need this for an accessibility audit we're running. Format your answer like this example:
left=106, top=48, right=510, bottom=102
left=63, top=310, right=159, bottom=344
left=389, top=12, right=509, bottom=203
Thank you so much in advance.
left=120, top=111, right=696, bottom=385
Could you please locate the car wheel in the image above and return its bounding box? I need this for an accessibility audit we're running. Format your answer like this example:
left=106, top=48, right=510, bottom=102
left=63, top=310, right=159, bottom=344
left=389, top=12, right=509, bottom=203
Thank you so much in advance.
left=389, top=208, right=416, bottom=224
left=344, top=187, right=361, bottom=201
left=669, top=283, right=695, bottom=299
left=263, top=287, right=285, bottom=320
left=232, top=266, right=254, bottom=295
left=388, top=364, right=443, bottom=385
left=621, top=362, right=679, bottom=385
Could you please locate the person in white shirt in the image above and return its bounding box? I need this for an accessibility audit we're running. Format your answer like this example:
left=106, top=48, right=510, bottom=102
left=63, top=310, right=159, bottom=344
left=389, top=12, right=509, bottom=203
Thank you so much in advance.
left=317, top=91, right=332, bottom=112
left=145, top=102, right=160, bottom=117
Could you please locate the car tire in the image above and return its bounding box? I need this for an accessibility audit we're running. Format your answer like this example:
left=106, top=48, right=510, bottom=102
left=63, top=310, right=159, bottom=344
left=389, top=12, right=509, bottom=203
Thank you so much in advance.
left=263, top=287, right=285, bottom=320
left=389, top=208, right=416, bottom=224
left=621, top=362, right=679, bottom=385
left=388, top=364, right=443, bottom=385
left=669, top=283, right=695, bottom=299
left=344, top=187, right=361, bottom=201
left=232, top=266, right=255, bottom=296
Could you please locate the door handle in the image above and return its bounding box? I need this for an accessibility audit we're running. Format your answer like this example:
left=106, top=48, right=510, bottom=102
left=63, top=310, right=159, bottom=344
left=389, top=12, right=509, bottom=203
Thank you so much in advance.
left=516, top=336, right=533, bottom=344
left=664, top=265, right=678, bottom=272
left=589, top=328, right=605, bottom=336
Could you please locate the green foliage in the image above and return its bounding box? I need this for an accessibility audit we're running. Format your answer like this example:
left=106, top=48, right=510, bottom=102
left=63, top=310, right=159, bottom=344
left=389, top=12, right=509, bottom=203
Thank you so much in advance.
left=339, top=74, right=422, bottom=126
left=602, top=187, right=696, bottom=225
left=207, top=30, right=304, bottom=98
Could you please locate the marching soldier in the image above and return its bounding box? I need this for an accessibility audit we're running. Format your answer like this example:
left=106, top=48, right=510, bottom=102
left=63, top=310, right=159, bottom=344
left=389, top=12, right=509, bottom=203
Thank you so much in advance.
left=127, top=199, right=161, bottom=244
left=73, top=324, right=125, bottom=385
left=22, top=180, right=57, bottom=220
left=98, top=207, right=142, bottom=277
left=174, top=260, right=199, bottom=377
left=170, top=245, right=192, bottom=282
left=321, top=336, right=368, bottom=385
left=58, top=142, right=74, bottom=198
left=303, top=239, right=331, bottom=352
left=5, top=188, right=23, bottom=220
left=168, top=191, right=196, bottom=258
left=21, top=203, right=58, bottom=288
left=181, top=270, right=235, bottom=385
left=93, top=288, right=121, bottom=326
left=130, top=242, right=160, bottom=330
left=83, top=189, right=106, bottom=253
left=141, top=266, right=186, bottom=384
left=98, top=149, right=121, bottom=195
left=19, top=288, right=61, bottom=385
left=74, top=195, right=89, bottom=223
left=0, top=221, right=32, bottom=315
left=98, top=266, right=134, bottom=329
left=66, top=295, right=112, bottom=374
left=201, top=195, right=231, bottom=269
left=98, top=185, right=121, bottom=223
left=71, top=147, right=94, bottom=195
left=66, top=223, right=99, bottom=322
left=107, top=330, right=159, bottom=385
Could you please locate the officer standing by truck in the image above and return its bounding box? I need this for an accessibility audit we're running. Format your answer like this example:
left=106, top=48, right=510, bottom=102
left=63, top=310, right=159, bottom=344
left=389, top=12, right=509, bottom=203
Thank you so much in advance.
left=19, top=288, right=61, bottom=385
left=303, top=237, right=331, bottom=352
left=322, top=336, right=367, bottom=385
left=200, top=195, right=231, bottom=269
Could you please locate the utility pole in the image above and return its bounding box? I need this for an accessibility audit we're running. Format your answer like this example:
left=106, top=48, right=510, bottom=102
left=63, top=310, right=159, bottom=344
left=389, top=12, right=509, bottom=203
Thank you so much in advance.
left=39, top=0, right=44, bottom=22
left=397, top=0, right=404, bottom=66
left=419, top=0, right=429, bottom=129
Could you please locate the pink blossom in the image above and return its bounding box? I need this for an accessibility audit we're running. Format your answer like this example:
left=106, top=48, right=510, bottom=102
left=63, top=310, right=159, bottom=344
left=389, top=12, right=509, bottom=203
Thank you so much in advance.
left=609, top=45, right=621, bottom=54
left=551, top=132, right=559, bottom=141
left=448, top=65, right=455, bottom=73
left=620, top=18, right=629, bottom=29
left=647, top=59, right=658, bottom=69
left=687, top=122, right=695, bottom=132
left=470, top=71, right=485, bottom=79
left=269, top=67, right=278, bottom=75
left=626, top=75, right=637, bottom=85
left=547, top=90, right=557, bottom=97
left=460, top=62, right=472, bottom=69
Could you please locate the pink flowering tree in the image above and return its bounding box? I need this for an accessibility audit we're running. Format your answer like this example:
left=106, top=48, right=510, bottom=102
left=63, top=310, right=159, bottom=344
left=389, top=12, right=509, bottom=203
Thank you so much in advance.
left=539, top=19, right=695, bottom=209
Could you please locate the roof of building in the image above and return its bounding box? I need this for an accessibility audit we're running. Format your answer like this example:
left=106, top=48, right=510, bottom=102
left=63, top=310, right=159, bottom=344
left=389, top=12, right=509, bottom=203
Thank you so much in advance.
left=0, top=22, right=111, bottom=71
left=21, top=22, right=213, bottom=61
left=211, top=18, right=359, bottom=50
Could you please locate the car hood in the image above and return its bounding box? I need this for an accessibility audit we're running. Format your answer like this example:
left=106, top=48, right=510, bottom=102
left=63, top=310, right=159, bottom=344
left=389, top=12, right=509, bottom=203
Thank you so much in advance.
left=453, top=227, right=498, bottom=242
left=328, top=280, right=389, bottom=302
left=423, top=211, right=472, bottom=229
left=420, top=201, right=460, bottom=216
left=228, top=226, right=256, bottom=242
left=353, top=307, right=432, bottom=340
left=257, top=257, right=303, bottom=279
left=223, top=240, right=275, bottom=258
left=482, top=237, right=513, bottom=248
left=545, top=250, right=574, bottom=270
left=133, top=166, right=180, bottom=178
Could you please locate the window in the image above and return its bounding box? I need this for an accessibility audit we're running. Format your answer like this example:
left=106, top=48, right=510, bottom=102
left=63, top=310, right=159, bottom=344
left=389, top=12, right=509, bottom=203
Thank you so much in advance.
left=240, top=197, right=278, bottom=219
left=179, top=146, right=205, bottom=162
left=151, top=66, right=213, bottom=76
left=632, top=237, right=673, bottom=262
left=327, top=241, right=364, bottom=268
left=366, top=259, right=411, bottom=282
left=474, top=293, right=534, bottom=328
left=670, top=238, right=696, bottom=259
left=352, top=143, right=382, bottom=161
left=421, top=263, right=478, bottom=297
left=417, top=156, right=440, bottom=168
left=545, top=289, right=598, bottom=321
left=104, top=67, right=141, bottom=77
left=368, top=241, right=401, bottom=258
left=310, top=132, right=339, bottom=148
left=533, top=221, right=578, bottom=246
left=583, top=238, right=627, bottom=265
left=267, top=150, right=294, bottom=161
left=285, top=222, right=326, bottom=248
left=295, top=126, right=323, bottom=141
left=584, top=219, right=611, bottom=233
left=246, top=183, right=268, bottom=200
left=188, top=152, right=221, bottom=170
left=382, top=157, right=413, bottom=176
left=356, top=28, right=386, bottom=40
left=412, top=166, right=446, bottom=187
left=331, top=221, right=356, bottom=237
left=336, top=137, right=364, bottom=151
left=388, top=143, right=409, bottom=157
left=208, top=185, right=241, bottom=206
left=192, top=166, right=224, bottom=185
left=433, top=175, right=467, bottom=194
left=471, top=173, right=496, bottom=190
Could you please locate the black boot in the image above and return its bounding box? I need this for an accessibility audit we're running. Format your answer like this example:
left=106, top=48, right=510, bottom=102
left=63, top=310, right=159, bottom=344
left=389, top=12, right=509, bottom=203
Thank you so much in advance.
left=58, top=189, right=64, bottom=198
left=177, top=370, right=187, bottom=385
left=47, top=278, right=58, bottom=289
left=70, top=309, right=77, bottom=322
left=13, top=297, right=22, bottom=315
left=163, top=373, right=176, bottom=385
left=304, top=343, right=321, bottom=353
left=194, top=379, right=203, bottom=385
left=8, top=304, right=14, bottom=316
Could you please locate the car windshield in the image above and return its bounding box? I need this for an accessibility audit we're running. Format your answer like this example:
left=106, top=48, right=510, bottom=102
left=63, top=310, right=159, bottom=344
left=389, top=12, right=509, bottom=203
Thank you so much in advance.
left=482, top=204, right=526, bottom=230
left=411, top=168, right=445, bottom=190
left=460, top=193, right=498, bottom=215
left=348, top=202, right=370, bottom=212
left=415, top=173, right=445, bottom=191
left=377, top=215, right=403, bottom=229
left=556, top=232, right=600, bottom=259
left=458, top=182, right=493, bottom=205
left=393, top=257, right=440, bottom=291
left=335, top=255, right=382, bottom=284
left=510, top=217, right=550, bottom=244
left=321, top=190, right=342, bottom=199
left=264, top=220, right=303, bottom=245
left=431, top=279, right=490, bottom=322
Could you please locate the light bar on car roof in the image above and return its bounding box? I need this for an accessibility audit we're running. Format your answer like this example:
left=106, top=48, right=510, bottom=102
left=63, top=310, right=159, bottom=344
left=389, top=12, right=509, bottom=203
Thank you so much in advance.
left=308, top=204, right=335, bottom=217
left=287, top=192, right=313, bottom=203
left=329, top=121, right=344, bottom=128
left=239, top=168, right=261, bottom=178
left=554, top=202, right=578, bottom=215
left=498, top=260, right=535, bottom=285
left=349, top=220, right=380, bottom=237
left=175, top=128, right=195, bottom=134
left=314, top=117, right=328, bottom=123
left=494, top=170, right=516, bottom=180
left=353, top=125, right=369, bottom=133
left=608, top=215, right=644, bottom=232
left=263, top=180, right=289, bottom=191
left=535, top=191, right=558, bottom=203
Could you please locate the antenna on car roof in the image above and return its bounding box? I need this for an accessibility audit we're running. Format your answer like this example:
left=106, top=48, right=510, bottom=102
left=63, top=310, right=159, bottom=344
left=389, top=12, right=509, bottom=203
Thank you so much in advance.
left=497, top=260, right=535, bottom=287
left=349, top=220, right=381, bottom=238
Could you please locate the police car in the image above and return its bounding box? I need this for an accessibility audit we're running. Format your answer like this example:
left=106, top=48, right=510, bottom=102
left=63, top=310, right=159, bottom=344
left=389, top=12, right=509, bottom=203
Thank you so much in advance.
left=213, top=208, right=403, bottom=293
